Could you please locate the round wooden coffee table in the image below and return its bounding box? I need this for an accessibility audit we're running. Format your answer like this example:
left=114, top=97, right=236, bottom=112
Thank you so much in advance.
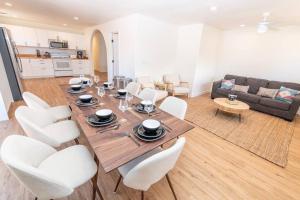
left=213, top=98, right=250, bottom=122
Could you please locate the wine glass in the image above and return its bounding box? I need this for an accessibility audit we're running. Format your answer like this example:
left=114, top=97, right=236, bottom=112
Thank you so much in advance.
left=119, top=99, right=128, bottom=112
left=144, top=104, right=154, bottom=116
left=126, top=93, right=133, bottom=107
left=97, top=86, right=105, bottom=98
left=88, top=79, right=93, bottom=87
left=94, top=75, right=100, bottom=86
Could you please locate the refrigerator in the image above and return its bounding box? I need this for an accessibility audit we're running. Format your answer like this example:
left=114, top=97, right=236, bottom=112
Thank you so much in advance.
left=0, top=27, right=23, bottom=101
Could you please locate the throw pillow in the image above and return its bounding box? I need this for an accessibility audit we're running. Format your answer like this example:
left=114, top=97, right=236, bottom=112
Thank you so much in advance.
left=257, top=87, right=279, bottom=99
left=232, top=84, right=249, bottom=93
left=221, top=79, right=235, bottom=90
left=275, top=86, right=300, bottom=104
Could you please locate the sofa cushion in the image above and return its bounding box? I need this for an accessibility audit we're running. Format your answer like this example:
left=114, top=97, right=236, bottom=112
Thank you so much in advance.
left=268, top=81, right=300, bottom=91
left=246, top=78, right=269, bottom=94
left=221, top=79, right=235, bottom=90
left=257, top=87, right=279, bottom=98
left=232, top=84, right=249, bottom=93
left=216, top=88, right=234, bottom=96
left=275, top=86, right=300, bottom=104
left=224, top=74, right=247, bottom=85
left=235, top=91, right=260, bottom=104
left=260, top=97, right=291, bottom=111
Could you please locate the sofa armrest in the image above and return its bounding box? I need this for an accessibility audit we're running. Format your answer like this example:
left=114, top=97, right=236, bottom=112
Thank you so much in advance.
left=290, top=95, right=300, bottom=115
left=212, top=80, right=222, bottom=92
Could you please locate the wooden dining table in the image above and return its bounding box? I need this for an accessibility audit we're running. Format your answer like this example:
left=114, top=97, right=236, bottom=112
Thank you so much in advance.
left=60, top=83, right=194, bottom=198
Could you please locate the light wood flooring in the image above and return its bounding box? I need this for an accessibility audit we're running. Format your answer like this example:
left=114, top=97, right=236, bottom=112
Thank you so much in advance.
left=1, top=76, right=300, bottom=200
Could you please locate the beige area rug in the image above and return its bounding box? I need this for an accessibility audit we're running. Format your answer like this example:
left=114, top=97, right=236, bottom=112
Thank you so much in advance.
left=186, top=95, right=296, bottom=167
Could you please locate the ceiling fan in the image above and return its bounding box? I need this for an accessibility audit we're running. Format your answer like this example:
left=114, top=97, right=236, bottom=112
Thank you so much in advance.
left=257, top=12, right=279, bottom=33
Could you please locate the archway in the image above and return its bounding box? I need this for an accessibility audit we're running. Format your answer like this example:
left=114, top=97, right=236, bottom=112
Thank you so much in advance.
left=91, top=30, right=108, bottom=81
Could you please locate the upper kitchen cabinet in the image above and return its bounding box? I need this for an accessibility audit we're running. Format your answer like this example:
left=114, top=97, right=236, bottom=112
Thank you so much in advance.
left=35, top=29, right=50, bottom=47
left=75, top=35, right=86, bottom=50
left=22, top=27, right=38, bottom=46
left=7, top=25, right=27, bottom=46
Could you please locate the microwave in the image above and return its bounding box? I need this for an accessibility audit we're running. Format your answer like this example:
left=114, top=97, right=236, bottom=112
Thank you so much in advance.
left=49, top=41, right=68, bottom=49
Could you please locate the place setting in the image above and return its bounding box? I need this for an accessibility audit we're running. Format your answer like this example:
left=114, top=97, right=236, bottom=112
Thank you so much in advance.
left=75, top=94, right=99, bottom=107
left=133, top=100, right=161, bottom=117
left=114, top=89, right=127, bottom=99
left=86, top=109, right=119, bottom=130
left=67, top=84, right=87, bottom=94
left=132, top=119, right=167, bottom=142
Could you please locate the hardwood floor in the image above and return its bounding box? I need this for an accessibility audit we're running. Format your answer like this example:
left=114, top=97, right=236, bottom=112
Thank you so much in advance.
left=1, top=77, right=300, bottom=200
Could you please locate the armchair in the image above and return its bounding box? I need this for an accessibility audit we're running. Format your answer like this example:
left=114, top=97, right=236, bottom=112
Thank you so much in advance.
left=163, top=74, right=190, bottom=97
left=136, top=76, right=168, bottom=101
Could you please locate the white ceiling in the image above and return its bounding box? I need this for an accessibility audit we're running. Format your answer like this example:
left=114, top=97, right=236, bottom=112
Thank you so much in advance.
left=1, top=0, right=300, bottom=30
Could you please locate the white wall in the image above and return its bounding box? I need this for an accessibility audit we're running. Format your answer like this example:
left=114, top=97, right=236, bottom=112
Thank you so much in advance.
left=0, top=54, right=13, bottom=121
left=216, top=26, right=300, bottom=83
left=84, top=14, right=139, bottom=81
left=134, top=15, right=178, bottom=82
left=192, top=25, right=221, bottom=96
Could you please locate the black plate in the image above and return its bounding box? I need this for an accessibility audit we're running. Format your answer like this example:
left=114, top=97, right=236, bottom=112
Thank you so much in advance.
left=134, top=104, right=156, bottom=114
left=86, top=114, right=117, bottom=127
left=76, top=97, right=98, bottom=107
left=114, top=94, right=126, bottom=99
left=67, top=88, right=87, bottom=94
left=133, top=124, right=166, bottom=142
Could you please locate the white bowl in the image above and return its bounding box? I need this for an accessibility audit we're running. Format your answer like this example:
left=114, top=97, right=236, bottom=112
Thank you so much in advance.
left=142, top=119, right=160, bottom=132
left=71, top=84, right=82, bottom=91
left=79, top=94, right=93, bottom=103
left=141, top=100, right=153, bottom=106
left=103, top=82, right=112, bottom=87
left=96, top=109, right=113, bottom=119
left=118, top=89, right=127, bottom=95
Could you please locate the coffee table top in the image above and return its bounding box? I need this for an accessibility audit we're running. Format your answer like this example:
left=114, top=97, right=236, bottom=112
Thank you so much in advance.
left=214, top=98, right=250, bottom=113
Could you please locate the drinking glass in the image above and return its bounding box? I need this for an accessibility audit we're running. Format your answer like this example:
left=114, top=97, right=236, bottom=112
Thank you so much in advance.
left=126, top=93, right=133, bottom=107
left=94, top=75, right=100, bottom=86
left=98, top=86, right=105, bottom=98
left=144, top=104, right=154, bottom=116
left=88, top=79, right=93, bottom=87
left=119, top=99, right=128, bottom=112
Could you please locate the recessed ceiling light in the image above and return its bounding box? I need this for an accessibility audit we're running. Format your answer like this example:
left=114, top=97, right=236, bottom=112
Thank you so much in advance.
left=240, top=24, right=246, bottom=27
left=5, top=2, right=13, bottom=7
left=210, top=6, right=217, bottom=11
left=73, top=16, right=79, bottom=20
left=63, top=23, right=67, bottom=26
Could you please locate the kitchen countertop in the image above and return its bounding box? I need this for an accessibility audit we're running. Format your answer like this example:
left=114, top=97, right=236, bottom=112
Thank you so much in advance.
left=17, top=54, right=88, bottom=60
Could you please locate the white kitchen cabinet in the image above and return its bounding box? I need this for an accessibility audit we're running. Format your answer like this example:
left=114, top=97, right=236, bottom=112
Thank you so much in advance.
left=75, top=35, right=86, bottom=50
left=22, top=27, right=38, bottom=46
left=7, top=25, right=26, bottom=46
left=20, top=58, right=54, bottom=78
left=20, top=58, right=32, bottom=78
left=71, top=60, right=91, bottom=75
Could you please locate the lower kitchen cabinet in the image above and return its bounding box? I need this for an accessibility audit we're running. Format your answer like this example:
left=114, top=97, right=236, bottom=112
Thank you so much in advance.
left=71, top=60, right=91, bottom=75
left=21, top=58, right=54, bottom=78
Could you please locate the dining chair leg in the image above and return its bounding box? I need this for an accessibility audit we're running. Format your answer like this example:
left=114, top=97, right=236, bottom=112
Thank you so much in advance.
left=141, top=191, right=144, bottom=200
left=34, top=197, right=37, bottom=200
left=166, top=174, right=177, bottom=200
left=74, top=138, right=79, bottom=144
left=92, top=155, right=104, bottom=200
left=113, top=175, right=122, bottom=193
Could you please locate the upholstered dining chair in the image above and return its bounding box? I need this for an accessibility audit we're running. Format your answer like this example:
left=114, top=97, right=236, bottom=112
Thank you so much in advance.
left=163, top=74, right=190, bottom=97
left=0, top=135, right=103, bottom=200
left=23, top=92, right=72, bottom=121
left=125, top=82, right=141, bottom=96
left=69, top=77, right=82, bottom=84
left=113, top=137, right=186, bottom=200
left=159, top=96, right=187, bottom=120
left=138, top=88, right=157, bottom=104
left=136, top=76, right=168, bottom=101
left=15, top=106, right=80, bottom=148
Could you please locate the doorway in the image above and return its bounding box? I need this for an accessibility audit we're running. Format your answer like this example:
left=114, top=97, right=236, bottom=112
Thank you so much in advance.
left=91, top=30, right=107, bottom=81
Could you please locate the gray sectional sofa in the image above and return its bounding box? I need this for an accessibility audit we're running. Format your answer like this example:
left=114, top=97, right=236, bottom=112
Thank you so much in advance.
left=211, top=74, right=300, bottom=121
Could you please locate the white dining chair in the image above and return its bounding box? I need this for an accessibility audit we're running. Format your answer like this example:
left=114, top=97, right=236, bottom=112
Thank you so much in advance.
left=114, top=137, right=186, bottom=200
left=159, top=96, right=187, bottom=120
left=138, top=88, right=157, bottom=104
left=22, top=92, right=72, bottom=121
left=125, top=82, right=141, bottom=96
left=69, top=77, right=82, bottom=84
left=0, top=135, right=103, bottom=200
left=15, top=106, right=80, bottom=148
